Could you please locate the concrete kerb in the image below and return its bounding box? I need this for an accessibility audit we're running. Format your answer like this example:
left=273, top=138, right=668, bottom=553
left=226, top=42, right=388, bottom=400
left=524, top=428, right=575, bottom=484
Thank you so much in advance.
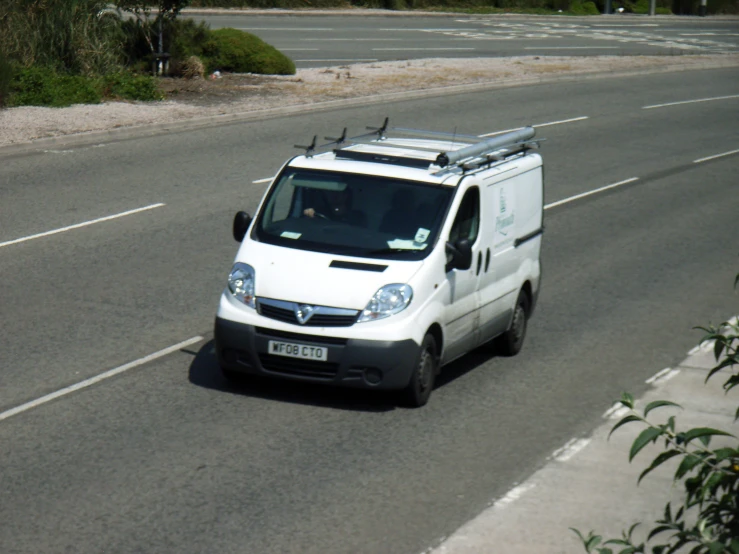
left=2, top=57, right=738, bottom=158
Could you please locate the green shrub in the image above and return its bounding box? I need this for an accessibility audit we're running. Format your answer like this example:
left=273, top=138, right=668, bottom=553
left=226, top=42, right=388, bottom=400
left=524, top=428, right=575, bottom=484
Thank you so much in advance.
left=99, top=71, right=163, bottom=101
left=8, top=66, right=101, bottom=107
left=202, top=28, right=295, bottom=75
left=569, top=0, right=600, bottom=13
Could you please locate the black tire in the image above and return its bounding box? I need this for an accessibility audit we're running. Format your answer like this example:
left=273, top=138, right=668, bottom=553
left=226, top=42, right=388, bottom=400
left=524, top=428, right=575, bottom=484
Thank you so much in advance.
left=496, top=290, right=530, bottom=357
left=401, top=334, right=438, bottom=408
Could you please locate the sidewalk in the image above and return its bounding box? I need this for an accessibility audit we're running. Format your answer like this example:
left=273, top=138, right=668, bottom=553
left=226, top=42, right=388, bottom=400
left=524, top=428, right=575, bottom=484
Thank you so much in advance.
left=427, top=323, right=737, bottom=553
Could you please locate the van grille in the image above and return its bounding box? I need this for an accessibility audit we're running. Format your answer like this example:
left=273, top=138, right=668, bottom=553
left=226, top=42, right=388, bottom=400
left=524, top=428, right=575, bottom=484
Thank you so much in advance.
left=257, top=298, right=359, bottom=327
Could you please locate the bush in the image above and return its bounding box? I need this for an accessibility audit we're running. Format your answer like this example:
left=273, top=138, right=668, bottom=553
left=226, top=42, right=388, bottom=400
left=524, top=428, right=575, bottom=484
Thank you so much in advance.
left=569, top=0, right=600, bottom=13
left=8, top=66, right=101, bottom=107
left=202, top=28, right=296, bottom=75
left=99, top=71, right=163, bottom=101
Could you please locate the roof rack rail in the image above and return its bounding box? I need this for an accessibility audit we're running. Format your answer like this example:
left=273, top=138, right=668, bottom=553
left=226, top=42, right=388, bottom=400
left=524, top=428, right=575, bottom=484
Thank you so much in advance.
left=295, top=118, right=541, bottom=169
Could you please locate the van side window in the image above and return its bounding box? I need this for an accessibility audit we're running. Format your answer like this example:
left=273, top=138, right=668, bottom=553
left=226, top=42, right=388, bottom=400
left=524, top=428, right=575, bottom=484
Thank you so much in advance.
left=449, top=187, right=480, bottom=245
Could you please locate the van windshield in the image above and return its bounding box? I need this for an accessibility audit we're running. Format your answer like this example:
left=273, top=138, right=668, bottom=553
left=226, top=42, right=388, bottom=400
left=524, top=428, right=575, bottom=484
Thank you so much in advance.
left=254, top=168, right=454, bottom=260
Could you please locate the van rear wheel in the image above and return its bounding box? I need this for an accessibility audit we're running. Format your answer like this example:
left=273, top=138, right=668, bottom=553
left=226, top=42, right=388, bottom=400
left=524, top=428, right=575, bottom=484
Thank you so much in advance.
left=496, top=290, right=530, bottom=357
left=401, top=334, right=438, bottom=408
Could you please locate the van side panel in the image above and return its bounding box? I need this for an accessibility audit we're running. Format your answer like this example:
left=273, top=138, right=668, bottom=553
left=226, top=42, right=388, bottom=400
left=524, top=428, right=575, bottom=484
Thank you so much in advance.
left=477, top=166, right=543, bottom=344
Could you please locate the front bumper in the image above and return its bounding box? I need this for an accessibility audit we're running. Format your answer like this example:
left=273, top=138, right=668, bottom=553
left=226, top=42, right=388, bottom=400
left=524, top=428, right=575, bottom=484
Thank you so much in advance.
left=214, top=317, right=420, bottom=390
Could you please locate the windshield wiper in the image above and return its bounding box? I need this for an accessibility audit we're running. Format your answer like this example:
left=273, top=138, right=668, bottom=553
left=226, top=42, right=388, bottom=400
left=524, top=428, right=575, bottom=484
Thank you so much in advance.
left=365, top=247, right=421, bottom=255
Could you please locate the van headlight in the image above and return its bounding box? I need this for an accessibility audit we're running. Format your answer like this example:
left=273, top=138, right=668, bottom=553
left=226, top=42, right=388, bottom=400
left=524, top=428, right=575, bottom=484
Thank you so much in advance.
left=357, top=284, right=413, bottom=323
left=227, top=263, right=256, bottom=308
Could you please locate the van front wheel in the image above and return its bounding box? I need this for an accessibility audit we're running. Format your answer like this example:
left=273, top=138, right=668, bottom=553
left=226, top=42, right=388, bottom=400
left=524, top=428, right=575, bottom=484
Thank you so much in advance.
left=496, top=291, right=530, bottom=357
left=401, top=334, right=438, bottom=408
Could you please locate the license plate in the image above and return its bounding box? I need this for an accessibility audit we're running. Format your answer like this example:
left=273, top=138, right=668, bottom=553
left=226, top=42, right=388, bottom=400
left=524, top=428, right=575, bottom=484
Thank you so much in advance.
left=268, top=340, right=328, bottom=361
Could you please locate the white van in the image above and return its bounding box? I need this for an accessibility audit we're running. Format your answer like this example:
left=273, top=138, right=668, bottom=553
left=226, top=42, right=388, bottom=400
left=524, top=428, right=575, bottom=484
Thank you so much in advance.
left=215, top=119, right=544, bottom=407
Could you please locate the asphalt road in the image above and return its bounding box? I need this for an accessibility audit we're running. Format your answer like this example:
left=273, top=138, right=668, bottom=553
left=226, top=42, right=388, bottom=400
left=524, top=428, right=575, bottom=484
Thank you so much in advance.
left=188, top=12, right=739, bottom=67
left=1, top=67, right=738, bottom=553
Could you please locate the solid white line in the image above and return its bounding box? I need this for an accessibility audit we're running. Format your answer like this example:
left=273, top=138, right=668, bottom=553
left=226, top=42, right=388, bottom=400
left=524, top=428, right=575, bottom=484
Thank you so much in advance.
left=645, top=367, right=673, bottom=384
left=643, top=94, right=739, bottom=109
left=544, top=178, right=638, bottom=210
left=479, top=116, right=588, bottom=137
left=0, top=203, right=166, bottom=249
left=592, top=23, right=659, bottom=27
left=372, top=48, right=475, bottom=51
left=0, top=336, right=203, bottom=423
left=253, top=177, right=273, bottom=184
left=524, top=46, right=618, bottom=49
left=693, top=148, right=739, bottom=164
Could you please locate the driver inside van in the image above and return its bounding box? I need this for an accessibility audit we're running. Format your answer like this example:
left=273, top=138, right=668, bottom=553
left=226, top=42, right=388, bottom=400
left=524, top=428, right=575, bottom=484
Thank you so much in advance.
left=303, top=187, right=368, bottom=227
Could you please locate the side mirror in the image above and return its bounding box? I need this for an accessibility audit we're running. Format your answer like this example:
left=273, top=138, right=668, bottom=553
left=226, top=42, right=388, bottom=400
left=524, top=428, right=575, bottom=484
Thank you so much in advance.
left=445, top=239, right=472, bottom=272
left=232, top=211, right=252, bottom=242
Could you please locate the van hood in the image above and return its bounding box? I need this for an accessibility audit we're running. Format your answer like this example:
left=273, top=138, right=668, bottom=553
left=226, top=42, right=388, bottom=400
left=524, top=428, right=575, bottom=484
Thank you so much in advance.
left=238, top=240, right=424, bottom=310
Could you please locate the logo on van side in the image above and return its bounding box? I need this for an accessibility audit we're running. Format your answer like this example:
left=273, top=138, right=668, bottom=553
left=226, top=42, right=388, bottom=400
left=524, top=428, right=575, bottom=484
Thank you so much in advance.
left=496, top=188, right=515, bottom=236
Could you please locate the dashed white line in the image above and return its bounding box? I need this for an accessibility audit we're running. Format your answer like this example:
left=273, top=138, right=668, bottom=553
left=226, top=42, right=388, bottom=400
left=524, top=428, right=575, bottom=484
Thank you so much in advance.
left=552, top=438, right=591, bottom=461
left=0, top=336, right=203, bottom=423
left=253, top=177, right=274, bottom=184
left=479, top=116, right=589, bottom=137
left=646, top=367, right=681, bottom=385
left=237, top=27, right=334, bottom=31
left=603, top=403, right=630, bottom=419
left=544, top=178, right=639, bottom=210
left=495, top=483, right=536, bottom=508
left=693, top=148, right=739, bottom=164
left=642, top=94, right=739, bottom=109
left=0, top=203, right=165, bottom=249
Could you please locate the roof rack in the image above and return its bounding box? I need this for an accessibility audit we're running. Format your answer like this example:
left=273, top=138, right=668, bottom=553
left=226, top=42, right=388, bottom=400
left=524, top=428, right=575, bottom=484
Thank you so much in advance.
left=293, top=117, right=542, bottom=171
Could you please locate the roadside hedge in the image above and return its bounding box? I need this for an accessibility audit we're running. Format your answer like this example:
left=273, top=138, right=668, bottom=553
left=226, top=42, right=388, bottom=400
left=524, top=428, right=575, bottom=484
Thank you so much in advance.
left=202, top=28, right=296, bottom=74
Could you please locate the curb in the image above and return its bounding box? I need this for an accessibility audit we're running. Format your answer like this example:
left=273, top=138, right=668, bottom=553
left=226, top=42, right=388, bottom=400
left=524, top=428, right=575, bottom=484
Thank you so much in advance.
left=1, top=57, right=737, bottom=157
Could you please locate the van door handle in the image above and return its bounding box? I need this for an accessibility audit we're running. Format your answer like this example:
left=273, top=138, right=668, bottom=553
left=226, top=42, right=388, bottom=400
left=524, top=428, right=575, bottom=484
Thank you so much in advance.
left=476, top=252, right=482, bottom=275
left=485, top=248, right=491, bottom=272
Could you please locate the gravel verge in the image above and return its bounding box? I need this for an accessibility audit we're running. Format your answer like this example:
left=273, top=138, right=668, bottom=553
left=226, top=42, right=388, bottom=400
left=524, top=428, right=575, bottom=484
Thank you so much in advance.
left=1, top=54, right=737, bottom=149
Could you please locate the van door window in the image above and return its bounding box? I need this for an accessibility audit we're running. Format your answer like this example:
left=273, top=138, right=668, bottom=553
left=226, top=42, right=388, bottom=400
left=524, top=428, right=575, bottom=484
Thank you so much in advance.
left=449, top=187, right=480, bottom=245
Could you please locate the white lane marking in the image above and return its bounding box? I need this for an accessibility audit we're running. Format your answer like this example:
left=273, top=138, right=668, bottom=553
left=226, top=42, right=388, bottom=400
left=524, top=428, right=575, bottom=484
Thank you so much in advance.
left=647, top=368, right=681, bottom=385
left=603, top=403, right=630, bottom=419
left=544, top=178, right=638, bottom=210
left=645, top=367, right=673, bottom=384
left=700, top=339, right=716, bottom=353
left=552, top=438, right=591, bottom=461
left=279, top=48, right=319, bottom=51
left=694, top=148, right=739, bottom=164
left=495, top=483, right=536, bottom=508
left=0, top=203, right=165, bottom=249
left=0, top=336, right=203, bottom=423
left=524, top=46, right=618, bottom=49
left=643, top=94, right=739, bottom=109
left=479, top=116, right=588, bottom=137
left=688, top=344, right=701, bottom=355
left=253, top=177, right=274, bottom=184
left=372, top=48, right=475, bottom=51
